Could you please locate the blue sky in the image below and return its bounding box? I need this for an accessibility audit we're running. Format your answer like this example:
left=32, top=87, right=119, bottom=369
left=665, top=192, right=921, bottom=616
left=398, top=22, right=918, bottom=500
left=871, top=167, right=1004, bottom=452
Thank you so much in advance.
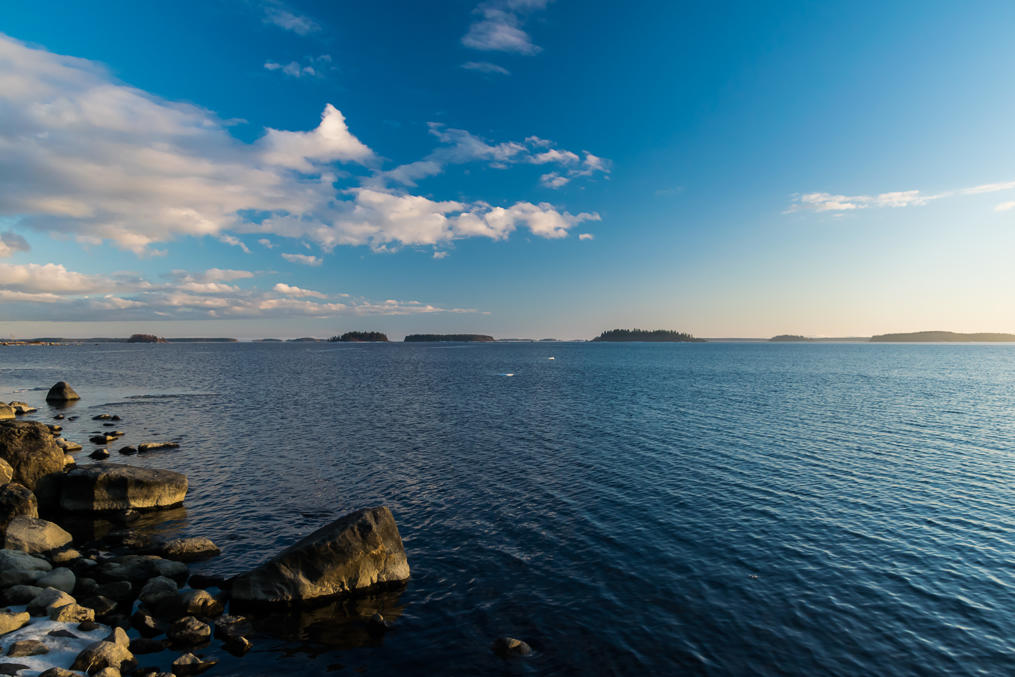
left=1, top=1, right=1014, bottom=339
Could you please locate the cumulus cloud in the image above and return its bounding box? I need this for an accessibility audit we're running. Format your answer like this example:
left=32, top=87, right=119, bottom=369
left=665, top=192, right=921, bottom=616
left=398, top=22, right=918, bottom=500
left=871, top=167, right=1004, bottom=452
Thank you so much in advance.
left=0, top=262, right=481, bottom=321
left=0, top=34, right=602, bottom=258
left=462, top=0, right=549, bottom=55
left=461, top=61, right=511, bottom=75
left=281, top=253, right=322, bottom=266
left=578, top=233, right=594, bottom=240
left=788, top=179, right=1015, bottom=213
left=0, top=231, right=29, bottom=257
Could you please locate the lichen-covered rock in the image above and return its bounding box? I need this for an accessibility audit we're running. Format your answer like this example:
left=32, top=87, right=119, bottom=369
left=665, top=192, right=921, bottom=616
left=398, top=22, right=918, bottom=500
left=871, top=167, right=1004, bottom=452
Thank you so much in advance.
left=0, top=421, right=65, bottom=489
left=4, top=516, right=73, bottom=553
left=70, top=640, right=133, bottom=674
left=154, top=537, right=220, bottom=562
left=0, top=610, right=30, bottom=635
left=60, top=464, right=188, bottom=513
left=46, top=381, right=80, bottom=402
left=0, top=549, right=52, bottom=586
left=0, top=482, right=39, bottom=533
left=230, top=506, right=410, bottom=605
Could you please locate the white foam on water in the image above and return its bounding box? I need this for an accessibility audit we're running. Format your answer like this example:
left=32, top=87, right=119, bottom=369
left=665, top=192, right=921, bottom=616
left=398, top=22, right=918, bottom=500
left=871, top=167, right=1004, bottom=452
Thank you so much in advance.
left=0, top=605, right=111, bottom=676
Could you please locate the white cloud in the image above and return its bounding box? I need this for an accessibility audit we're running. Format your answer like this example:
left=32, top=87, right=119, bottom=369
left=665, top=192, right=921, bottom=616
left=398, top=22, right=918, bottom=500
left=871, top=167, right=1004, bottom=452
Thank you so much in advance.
left=461, top=61, right=511, bottom=76
left=0, top=262, right=482, bottom=321
left=282, top=253, right=322, bottom=266
left=462, top=0, right=549, bottom=55
left=0, top=35, right=602, bottom=258
left=994, top=201, right=1015, bottom=212
left=263, top=2, right=319, bottom=35
left=218, top=234, right=251, bottom=253
left=788, top=179, right=1015, bottom=213
left=578, top=233, right=594, bottom=240
left=273, top=282, right=325, bottom=297
left=258, top=238, right=276, bottom=248
left=0, top=231, right=29, bottom=257
left=264, top=55, right=332, bottom=79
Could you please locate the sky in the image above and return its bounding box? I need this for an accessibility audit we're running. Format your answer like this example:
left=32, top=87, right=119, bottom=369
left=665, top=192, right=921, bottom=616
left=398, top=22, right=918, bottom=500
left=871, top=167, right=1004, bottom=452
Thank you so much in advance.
left=1, top=1, right=1015, bottom=339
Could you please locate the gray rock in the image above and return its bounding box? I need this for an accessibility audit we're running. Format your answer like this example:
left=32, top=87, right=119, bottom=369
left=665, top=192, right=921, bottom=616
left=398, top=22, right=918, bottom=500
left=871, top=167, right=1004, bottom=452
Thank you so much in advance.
left=0, top=549, right=52, bottom=587
left=3, top=584, right=44, bottom=605
left=60, top=464, right=188, bottom=513
left=36, top=566, right=75, bottom=593
left=95, top=581, right=131, bottom=601
left=168, top=616, right=211, bottom=646
left=171, top=652, right=216, bottom=676
left=138, top=576, right=178, bottom=608
left=6, top=639, right=49, bottom=657
left=0, top=663, right=31, bottom=675
left=492, top=636, right=533, bottom=657
left=230, top=506, right=410, bottom=605
left=4, top=516, right=73, bottom=554
left=0, top=421, right=65, bottom=489
left=48, top=628, right=82, bottom=639
left=178, top=589, right=222, bottom=618
left=70, top=640, right=133, bottom=674
left=0, top=482, right=39, bottom=533
left=154, top=537, right=220, bottom=562
left=27, top=587, right=75, bottom=616
left=46, top=382, right=81, bottom=402
left=99, top=555, right=187, bottom=584
left=0, top=610, right=30, bottom=636
left=0, top=459, right=12, bottom=483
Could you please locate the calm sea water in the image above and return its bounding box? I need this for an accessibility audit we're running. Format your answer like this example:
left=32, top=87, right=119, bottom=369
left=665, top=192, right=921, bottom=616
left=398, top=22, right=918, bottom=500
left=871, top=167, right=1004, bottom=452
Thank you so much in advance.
left=2, top=342, right=1015, bottom=676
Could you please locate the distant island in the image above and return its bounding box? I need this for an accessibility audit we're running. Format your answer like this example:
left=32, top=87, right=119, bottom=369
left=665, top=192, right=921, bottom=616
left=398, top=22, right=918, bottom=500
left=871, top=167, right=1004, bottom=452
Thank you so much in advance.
left=404, top=334, right=495, bottom=342
left=770, top=335, right=812, bottom=342
left=287, top=337, right=324, bottom=342
left=870, top=331, right=1015, bottom=343
left=329, top=331, right=389, bottom=342
left=592, top=329, right=705, bottom=342
left=127, top=334, right=166, bottom=343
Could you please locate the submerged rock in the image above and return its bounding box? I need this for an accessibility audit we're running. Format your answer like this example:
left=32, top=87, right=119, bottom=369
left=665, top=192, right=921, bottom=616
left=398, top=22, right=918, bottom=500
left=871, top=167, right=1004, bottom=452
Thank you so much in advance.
left=46, top=381, right=81, bottom=402
left=0, top=421, right=65, bottom=489
left=60, top=464, right=188, bottom=513
left=230, top=506, right=410, bottom=605
left=137, top=442, right=179, bottom=453
left=492, top=636, right=533, bottom=657
left=4, top=515, right=73, bottom=553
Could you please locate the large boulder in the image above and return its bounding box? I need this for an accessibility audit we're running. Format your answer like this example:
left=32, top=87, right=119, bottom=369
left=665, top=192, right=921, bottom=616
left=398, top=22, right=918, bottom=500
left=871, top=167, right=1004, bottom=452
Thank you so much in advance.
left=0, top=610, right=30, bottom=635
left=230, top=506, right=410, bottom=605
left=0, top=421, right=65, bottom=489
left=4, top=515, right=72, bottom=553
left=60, top=463, right=187, bottom=513
left=0, top=482, right=39, bottom=533
left=70, top=640, right=133, bottom=674
left=46, top=381, right=80, bottom=402
left=0, top=549, right=52, bottom=586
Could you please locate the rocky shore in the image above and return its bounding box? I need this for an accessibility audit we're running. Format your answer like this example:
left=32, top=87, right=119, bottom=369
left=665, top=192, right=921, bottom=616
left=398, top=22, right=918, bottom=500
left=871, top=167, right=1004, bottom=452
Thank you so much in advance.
left=0, top=382, right=416, bottom=676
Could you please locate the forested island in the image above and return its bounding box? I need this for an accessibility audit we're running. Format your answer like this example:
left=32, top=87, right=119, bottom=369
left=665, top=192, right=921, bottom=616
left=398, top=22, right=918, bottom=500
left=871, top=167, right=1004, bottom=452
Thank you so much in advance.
left=870, top=331, right=1015, bottom=342
left=770, top=335, right=812, bottom=342
left=329, top=331, right=389, bottom=342
left=404, top=334, right=495, bottom=342
left=592, top=329, right=705, bottom=342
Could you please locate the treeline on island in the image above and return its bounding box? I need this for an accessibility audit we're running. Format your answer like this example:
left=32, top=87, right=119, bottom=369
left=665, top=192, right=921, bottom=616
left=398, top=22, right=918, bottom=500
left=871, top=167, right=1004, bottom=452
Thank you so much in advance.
left=869, top=331, right=1015, bottom=342
left=404, top=334, right=495, bottom=342
left=328, top=331, right=389, bottom=342
left=592, top=329, right=705, bottom=342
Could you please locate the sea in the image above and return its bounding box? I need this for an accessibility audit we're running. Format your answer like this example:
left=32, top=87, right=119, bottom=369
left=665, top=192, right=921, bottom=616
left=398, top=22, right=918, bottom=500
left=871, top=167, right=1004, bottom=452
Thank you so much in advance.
left=1, top=341, right=1014, bottom=676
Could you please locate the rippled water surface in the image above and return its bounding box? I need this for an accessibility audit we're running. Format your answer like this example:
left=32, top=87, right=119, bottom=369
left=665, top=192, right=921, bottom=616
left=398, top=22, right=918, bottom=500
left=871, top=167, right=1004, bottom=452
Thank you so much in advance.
left=2, top=342, right=1015, bottom=675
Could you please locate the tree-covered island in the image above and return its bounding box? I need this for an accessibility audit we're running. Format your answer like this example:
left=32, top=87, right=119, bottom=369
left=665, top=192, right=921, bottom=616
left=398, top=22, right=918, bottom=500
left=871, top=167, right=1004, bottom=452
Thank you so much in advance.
left=329, top=331, right=389, bottom=342
left=404, top=334, right=495, bottom=342
left=592, top=329, right=705, bottom=342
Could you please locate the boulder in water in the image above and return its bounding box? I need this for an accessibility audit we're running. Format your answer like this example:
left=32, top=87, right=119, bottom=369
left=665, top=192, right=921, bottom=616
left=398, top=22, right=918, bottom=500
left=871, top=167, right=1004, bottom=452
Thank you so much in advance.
left=0, top=421, right=65, bottom=489
left=230, top=506, right=410, bottom=605
left=60, top=463, right=188, bottom=513
left=4, top=515, right=73, bottom=553
left=46, top=381, right=80, bottom=402
left=154, top=536, right=220, bottom=562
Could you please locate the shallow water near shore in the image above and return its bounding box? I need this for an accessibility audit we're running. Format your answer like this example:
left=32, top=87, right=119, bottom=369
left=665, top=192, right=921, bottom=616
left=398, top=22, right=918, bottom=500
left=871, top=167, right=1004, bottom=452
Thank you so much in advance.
left=3, top=341, right=1015, bottom=675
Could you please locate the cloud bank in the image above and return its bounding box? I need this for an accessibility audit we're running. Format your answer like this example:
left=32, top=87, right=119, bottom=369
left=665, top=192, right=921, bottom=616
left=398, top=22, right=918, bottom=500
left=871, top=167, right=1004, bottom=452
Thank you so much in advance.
left=788, top=179, right=1015, bottom=213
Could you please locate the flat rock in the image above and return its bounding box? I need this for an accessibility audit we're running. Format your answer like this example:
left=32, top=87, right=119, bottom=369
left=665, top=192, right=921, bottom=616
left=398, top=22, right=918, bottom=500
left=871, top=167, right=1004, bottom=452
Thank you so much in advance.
left=0, top=610, right=30, bottom=635
left=56, top=439, right=83, bottom=453
left=171, top=652, right=216, bottom=676
left=60, top=464, right=188, bottom=513
left=39, top=668, right=82, bottom=677
left=0, top=549, right=52, bottom=587
left=4, top=515, right=73, bottom=554
left=0, top=663, right=31, bottom=675
left=137, top=442, right=179, bottom=453
left=0, top=421, right=65, bottom=489
left=154, top=537, right=220, bottom=562
left=6, top=639, right=49, bottom=657
left=230, top=506, right=410, bottom=605
left=46, top=382, right=80, bottom=402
